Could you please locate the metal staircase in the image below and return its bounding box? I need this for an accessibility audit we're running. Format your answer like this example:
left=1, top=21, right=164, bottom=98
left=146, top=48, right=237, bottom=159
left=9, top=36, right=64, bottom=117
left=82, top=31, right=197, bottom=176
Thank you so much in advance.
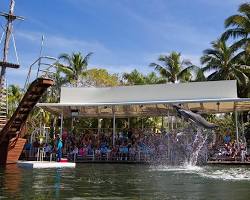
left=0, top=56, right=56, bottom=165
left=0, top=78, right=54, bottom=164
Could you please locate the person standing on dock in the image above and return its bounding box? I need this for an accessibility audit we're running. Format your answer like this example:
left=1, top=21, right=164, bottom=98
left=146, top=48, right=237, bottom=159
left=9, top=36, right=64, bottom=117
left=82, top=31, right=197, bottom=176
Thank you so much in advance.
left=56, top=134, right=63, bottom=162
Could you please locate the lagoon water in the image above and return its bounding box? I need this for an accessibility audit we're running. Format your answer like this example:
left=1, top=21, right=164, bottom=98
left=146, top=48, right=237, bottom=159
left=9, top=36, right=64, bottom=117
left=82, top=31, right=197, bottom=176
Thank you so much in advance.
left=1, top=164, right=250, bottom=200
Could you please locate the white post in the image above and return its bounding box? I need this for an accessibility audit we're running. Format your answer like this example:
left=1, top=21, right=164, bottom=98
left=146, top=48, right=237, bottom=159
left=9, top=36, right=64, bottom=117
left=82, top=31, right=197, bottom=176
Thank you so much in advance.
left=141, top=118, right=144, bottom=131
left=44, top=124, right=48, bottom=143
left=167, top=110, right=170, bottom=131
left=241, top=113, right=245, bottom=138
left=161, top=116, right=164, bottom=130
left=60, top=111, right=63, bottom=138
left=98, top=118, right=101, bottom=134
left=235, top=110, right=239, bottom=148
left=175, top=113, right=178, bottom=129
left=171, top=116, right=174, bottom=131
left=71, top=117, right=74, bottom=132
left=112, top=109, right=116, bottom=146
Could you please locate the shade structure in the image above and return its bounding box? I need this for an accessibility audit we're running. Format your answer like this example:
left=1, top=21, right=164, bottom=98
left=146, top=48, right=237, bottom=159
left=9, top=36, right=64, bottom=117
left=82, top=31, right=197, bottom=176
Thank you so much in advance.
left=37, top=80, right=250, bottom=117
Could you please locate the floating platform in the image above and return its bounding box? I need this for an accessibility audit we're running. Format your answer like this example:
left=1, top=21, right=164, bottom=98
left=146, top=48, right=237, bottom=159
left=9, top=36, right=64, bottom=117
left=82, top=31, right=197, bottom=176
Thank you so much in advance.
left=75, top=159, right=149, bottom=164
left=17, top=161, right=76, bottom=168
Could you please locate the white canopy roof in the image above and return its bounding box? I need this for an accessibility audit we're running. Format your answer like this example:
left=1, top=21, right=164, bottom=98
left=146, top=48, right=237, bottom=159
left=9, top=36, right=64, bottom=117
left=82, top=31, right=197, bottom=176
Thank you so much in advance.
left=37, top=80, right=250, bottom=118
left=60, top=80, right=237, bottom=105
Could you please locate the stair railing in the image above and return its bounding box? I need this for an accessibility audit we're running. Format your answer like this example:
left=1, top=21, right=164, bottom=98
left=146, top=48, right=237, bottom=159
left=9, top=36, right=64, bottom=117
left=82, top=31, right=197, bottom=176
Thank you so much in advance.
left=24, top=56, right=57, bottom=90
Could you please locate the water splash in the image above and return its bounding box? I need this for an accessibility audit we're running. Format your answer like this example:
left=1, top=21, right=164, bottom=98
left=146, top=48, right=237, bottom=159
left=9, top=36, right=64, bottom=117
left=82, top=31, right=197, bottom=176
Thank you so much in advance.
left=154, top=126, right=209, bottom=167
left=185, top=128, right=208, bottom=166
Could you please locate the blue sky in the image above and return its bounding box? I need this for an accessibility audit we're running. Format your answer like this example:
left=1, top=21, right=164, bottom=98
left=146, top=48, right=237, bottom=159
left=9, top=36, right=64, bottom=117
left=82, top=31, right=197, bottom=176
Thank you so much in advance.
left=0, top=0, right=248, bottom=86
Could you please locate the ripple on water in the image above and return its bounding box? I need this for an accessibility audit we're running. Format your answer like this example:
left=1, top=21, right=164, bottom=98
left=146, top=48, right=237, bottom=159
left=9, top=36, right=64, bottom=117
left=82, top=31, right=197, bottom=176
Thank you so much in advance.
left=149, top=164, right=203, bottom=172
left=198, top=167, right=250, bottom=181
left=150, top=164, right=250, bottom=181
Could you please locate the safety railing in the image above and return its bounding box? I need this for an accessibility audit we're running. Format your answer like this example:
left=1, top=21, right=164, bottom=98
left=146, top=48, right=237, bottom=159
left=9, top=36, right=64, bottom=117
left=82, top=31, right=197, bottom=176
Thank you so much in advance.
left=24, top=56, right=58, bottom=90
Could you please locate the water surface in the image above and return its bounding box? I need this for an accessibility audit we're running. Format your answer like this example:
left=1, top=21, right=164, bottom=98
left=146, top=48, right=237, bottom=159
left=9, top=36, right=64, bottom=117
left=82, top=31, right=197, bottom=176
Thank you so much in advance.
left=0, top=164, right=250, bottom=199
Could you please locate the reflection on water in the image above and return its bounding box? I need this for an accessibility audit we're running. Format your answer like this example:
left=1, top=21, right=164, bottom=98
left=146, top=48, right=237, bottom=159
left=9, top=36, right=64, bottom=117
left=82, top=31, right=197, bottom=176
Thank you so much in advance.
left=4, top=165, right=22, bottom=193
left=1, top=164, right=250, bottom=199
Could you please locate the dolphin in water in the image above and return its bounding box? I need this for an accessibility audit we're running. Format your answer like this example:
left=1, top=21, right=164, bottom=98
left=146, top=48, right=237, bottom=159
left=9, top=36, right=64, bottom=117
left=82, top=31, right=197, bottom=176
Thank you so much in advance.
left=173, top=105, right=218, bottom=129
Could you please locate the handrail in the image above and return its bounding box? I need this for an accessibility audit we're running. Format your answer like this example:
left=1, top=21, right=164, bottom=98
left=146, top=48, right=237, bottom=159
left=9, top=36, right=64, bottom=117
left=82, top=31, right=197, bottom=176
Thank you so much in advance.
left=24, top=56, right=58, bottom=90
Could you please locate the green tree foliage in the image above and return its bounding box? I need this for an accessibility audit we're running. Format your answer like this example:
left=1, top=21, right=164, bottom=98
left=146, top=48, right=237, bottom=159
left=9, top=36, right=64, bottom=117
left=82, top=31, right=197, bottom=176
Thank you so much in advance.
left=222, top=3, right=250, bottom=56
left=85, top=68, right=120, bottom=87
left=55, top=52, right=92, bottom=87
left=7, top=84, right=23, bottom=117
left=150, top=51, right=197, bottom=83
left=201, top=38, right=249, bottom=96
left=122, top=69, right=165, bottom=85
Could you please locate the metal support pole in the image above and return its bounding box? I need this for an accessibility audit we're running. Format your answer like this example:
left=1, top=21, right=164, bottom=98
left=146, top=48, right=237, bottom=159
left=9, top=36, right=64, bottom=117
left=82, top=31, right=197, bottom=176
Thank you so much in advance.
left=241, top=113, right=245, bottom=138
left=171, top=116, right=174, bottom=131
left=112, top=110, right=116, bottom=146
left=44, top=123, right=47, bottom=143
left=175, top=113, right=178, bottom=129
left=127, top=117, right=130, bottom=129
left=141, top=118, right=144, bottom=131
left=60, top=111, right=63, bottom=138
left=71, top=117, right=74, bottom=132
left=161, top=116, right=164, bottom=130
left=98, top=118, right=101, bottom=134
left=235, top=110, right=239, bottom=148
left=167, top=110, right=170, bottom=131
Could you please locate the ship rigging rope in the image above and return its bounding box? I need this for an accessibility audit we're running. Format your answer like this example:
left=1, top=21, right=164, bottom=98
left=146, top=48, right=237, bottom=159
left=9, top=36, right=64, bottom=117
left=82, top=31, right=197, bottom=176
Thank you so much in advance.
left=0, top=31, right=4, bottom=45
left=0, top=23, right=5, bottom=46
left=11, top=25, right=20, bottom=65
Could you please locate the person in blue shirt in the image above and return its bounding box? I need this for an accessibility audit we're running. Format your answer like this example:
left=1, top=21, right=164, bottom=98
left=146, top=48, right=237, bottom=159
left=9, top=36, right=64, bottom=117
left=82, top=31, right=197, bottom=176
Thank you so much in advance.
left=224, top=129, right=231, bottom=144
left=56, top=134, right=63, bottom=162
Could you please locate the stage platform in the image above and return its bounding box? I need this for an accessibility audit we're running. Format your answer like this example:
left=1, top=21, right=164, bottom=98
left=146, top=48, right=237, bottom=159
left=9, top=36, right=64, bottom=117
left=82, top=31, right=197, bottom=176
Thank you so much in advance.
left=17, top=161, right=76, bottom=168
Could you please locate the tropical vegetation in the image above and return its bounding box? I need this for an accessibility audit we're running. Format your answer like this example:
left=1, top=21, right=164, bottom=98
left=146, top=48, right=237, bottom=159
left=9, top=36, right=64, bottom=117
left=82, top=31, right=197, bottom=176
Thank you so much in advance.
left=149, top=51, right=196, bottom=83
left=5, top=2, right=250, bottom=137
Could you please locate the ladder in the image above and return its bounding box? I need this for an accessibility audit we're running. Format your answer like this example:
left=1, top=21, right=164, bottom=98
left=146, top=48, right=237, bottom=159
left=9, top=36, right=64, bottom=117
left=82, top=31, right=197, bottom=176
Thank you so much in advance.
left=0, top=78, right=7, bottom=131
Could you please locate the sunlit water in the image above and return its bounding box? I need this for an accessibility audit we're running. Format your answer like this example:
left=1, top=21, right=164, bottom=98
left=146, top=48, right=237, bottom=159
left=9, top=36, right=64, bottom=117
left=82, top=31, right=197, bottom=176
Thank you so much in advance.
left=1, top=164, right=250, bottom=200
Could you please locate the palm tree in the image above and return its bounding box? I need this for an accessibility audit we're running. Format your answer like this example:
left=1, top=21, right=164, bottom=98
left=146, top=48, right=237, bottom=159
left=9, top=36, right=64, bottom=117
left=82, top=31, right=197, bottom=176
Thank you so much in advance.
left=7, top=84, right=23, bottom=117
left=42, top=68, right=67, bottom=103
left=122, top=70, right=165, bottom=85
left=55, top=52, right=93, bottom=87
left=122, top=69, right=146, bottom=85
left=201, top=39, right=248, bottom=92
left=144, top=72, right=166, bottom=84
left=221, top=3, right=250, bottom=56
left=149, top=51, right=196, bottom=83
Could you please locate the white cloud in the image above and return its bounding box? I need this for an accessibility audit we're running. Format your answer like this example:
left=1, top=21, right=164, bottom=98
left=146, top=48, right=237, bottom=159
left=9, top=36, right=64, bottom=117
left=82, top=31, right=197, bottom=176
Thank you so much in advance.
left=16, top=30, right=112, bottom=56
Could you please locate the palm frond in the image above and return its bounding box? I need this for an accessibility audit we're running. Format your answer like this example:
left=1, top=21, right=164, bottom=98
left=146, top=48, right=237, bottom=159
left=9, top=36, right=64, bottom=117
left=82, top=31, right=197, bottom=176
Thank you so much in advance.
left=58, top=53, right=73, bottom=66
left=232, top=67, right=249, bottom=86
left=238, top=3, right=250, bottom=16
left=225, top=14, right=250, bottom=28
left=221, top=28, right=247, bottom=40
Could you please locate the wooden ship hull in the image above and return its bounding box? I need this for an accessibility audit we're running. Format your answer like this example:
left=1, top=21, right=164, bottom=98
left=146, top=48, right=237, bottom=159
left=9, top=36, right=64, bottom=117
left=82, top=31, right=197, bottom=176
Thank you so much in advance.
left=0, top=78, right=54, bottom=165
left=7, top=138, right=26, bottom=164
